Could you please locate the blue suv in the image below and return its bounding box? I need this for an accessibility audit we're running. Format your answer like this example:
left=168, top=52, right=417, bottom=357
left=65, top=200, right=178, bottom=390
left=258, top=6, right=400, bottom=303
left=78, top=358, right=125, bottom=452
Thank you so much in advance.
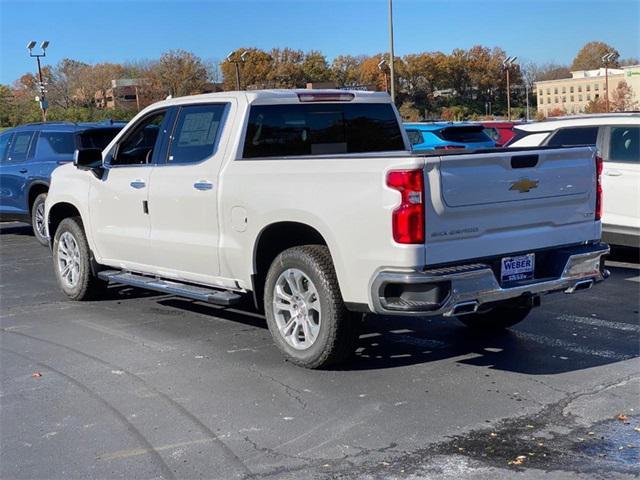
left=0, top=121, right=125, bottom=244
left=404, top=122, right=496, bottom=151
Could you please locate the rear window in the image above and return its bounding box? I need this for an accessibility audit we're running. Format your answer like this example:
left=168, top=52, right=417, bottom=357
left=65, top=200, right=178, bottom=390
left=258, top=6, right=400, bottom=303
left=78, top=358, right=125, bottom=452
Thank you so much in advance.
left=546, top=126, right=598, bottom=147
left=36, top=131, right=76, bottom=157
left=436, top=126, right=492, bottom=143
left=243, top=103, right=405, bottom=158
left=79, top=127, right=123, bottom=150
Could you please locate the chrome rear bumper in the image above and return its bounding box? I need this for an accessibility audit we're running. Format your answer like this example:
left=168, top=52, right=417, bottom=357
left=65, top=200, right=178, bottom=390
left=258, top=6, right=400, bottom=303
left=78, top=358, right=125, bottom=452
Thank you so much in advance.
left=370, top=243, right=609, bottom=316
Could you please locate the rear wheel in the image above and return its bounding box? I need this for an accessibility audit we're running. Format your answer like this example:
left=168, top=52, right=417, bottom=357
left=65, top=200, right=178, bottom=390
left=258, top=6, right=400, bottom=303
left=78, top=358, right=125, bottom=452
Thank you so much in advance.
left=264, top=245, right=359, bottom=369
left=457, top=302, right=532, bottom=330
left=31, top=193, right=48, bottom=246
left=52, top=217, right=107, bottom=300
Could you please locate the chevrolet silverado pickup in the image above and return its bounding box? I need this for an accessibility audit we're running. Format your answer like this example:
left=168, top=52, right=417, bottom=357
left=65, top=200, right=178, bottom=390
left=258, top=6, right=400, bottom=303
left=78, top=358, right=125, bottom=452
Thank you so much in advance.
left=45, top=89, right=609, bottom=368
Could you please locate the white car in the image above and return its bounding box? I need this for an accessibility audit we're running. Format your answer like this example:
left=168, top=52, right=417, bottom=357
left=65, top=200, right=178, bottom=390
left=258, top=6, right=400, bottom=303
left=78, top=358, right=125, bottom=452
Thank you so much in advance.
left=509, top=114, right=640, bottom=248
left=45, top=90, right=609, bottom=368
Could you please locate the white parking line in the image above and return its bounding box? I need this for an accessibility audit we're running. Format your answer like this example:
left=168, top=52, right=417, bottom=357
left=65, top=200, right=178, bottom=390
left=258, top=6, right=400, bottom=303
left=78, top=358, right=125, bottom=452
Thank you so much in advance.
left=514, top=331, right=631, bottom=360
left=626, top=275, right=640, bottom=283
left=556, top=314, right=640, bottom=333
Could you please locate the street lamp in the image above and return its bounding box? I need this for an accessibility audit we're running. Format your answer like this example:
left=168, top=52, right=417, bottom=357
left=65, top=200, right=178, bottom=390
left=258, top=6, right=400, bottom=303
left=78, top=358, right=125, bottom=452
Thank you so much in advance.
left=27, top=40, right=50, bottom=122
left=502, top=56, right=517, bottom=121
left=378, top=58, right=389, bottom=94
left=227, top=50, right=248, bottom=91
left=602, top=52, right=616, bottom=113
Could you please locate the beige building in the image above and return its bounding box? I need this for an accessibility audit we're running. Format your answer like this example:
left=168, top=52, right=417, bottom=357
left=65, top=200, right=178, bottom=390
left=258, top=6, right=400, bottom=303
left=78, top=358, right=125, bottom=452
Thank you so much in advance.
left=535, top=65, right=640, bottom=117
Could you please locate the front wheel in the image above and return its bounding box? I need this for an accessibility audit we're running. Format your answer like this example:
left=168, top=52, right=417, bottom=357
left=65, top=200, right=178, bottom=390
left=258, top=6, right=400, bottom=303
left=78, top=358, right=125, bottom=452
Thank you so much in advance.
left=264, top=245, right=359, bottom=369
left=31, top=193, right=49, bottom=246
left=457, top=303, right=532, bottom=330
left=52, top=217, right=107, bottom=301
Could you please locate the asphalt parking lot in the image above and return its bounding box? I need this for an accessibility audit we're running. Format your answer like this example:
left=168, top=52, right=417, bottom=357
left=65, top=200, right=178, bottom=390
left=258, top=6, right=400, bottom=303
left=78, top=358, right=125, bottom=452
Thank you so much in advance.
left=1, top=223, right=639, bottom=479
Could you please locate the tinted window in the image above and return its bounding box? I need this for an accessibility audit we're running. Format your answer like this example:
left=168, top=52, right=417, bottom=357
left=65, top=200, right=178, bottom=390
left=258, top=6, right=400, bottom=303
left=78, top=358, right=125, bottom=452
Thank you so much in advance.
left=168, top=104, right=226, bottom=164
left=79, top=127, right=123, bottom=150
left=547, top=127, right=598, bottom=147
left=437, top=126, right=492, bottom=143
left=483, top=127, right=500, bottom=142
left=0, top=132, right=12, bottom=163
left=243, top=103, right=404, bottom=158
left=406, top=129, right=424, bottom=145
left=36, top=131, right=76, bottom=158
left=7, top=131, right=35, bottom=163
left=609, top=126, right=639, bottom=162
left=112, top=111, right=166, bottom=166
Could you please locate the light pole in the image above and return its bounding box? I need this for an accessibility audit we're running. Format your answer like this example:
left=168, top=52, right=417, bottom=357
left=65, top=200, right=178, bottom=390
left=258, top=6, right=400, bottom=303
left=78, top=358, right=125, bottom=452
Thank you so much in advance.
left=388, top=0, right=396, bottom=104
left=502, top=56, right=517, bottom=121
left=525, top=82, right=530, bottom=122
left=227, top=50, right=248, bottom=90
left=602, top=52, right=615, bottom=112
left=27, top=40, right=49, bottom=122
left=378, top=58, right=389, bottom=94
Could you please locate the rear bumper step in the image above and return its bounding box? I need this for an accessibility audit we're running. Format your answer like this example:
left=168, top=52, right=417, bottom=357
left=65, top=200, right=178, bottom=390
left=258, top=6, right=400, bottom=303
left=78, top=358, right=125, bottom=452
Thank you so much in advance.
left=97, top=270, right=242, bottom=306
left=370, top=243, right=610, bottom=316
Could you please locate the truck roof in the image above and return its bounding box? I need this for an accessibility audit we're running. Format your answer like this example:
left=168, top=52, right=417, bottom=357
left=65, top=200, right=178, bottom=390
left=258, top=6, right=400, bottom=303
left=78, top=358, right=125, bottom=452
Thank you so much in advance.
left=155, top=89, right=393, bottom=109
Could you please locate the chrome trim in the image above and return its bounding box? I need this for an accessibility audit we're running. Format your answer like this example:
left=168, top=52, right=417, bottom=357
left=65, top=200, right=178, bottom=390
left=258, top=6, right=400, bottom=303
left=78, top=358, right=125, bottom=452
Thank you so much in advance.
left=370, top=244, right=610, bottom=317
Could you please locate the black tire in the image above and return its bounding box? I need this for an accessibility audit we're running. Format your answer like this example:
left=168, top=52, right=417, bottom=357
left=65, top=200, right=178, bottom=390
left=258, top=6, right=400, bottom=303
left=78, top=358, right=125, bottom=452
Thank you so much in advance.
left=457, top=303, right=532, bottom=330
left=52, top=217, right=107, bottom=301
left=31, top=193, right=49, bottom=246
left=264, top=245, right=360, bottom=369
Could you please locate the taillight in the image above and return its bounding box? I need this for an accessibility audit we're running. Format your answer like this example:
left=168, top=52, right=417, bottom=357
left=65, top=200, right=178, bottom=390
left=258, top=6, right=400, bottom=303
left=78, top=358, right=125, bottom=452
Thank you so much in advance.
left=595, top=155, right=603, bottom=221
left=387, top=170, right=425, bottom=244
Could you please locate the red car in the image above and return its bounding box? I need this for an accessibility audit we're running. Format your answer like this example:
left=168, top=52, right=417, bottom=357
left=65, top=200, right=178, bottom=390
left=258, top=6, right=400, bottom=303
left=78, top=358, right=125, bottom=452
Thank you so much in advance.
left=480, top=121, right=518, bottom=147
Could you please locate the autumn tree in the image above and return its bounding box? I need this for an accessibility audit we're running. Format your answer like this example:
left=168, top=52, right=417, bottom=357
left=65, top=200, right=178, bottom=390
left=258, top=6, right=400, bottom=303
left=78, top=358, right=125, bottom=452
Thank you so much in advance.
left=147, top=50, right=208, bottom=97
left=584, top=98, right=607, bottom=114
left=330, top=55, right=364, bottom=87
left=268, top=48, right=305, bottom=88
left=220, top=48, right=273, bottom=90
left=610, top=81, right=638, bottom=112
left=535, top=63, right=571, bottom=81
left=571, top=41, right=620, bottom=70
left=301, top=51, right=332, bottom=83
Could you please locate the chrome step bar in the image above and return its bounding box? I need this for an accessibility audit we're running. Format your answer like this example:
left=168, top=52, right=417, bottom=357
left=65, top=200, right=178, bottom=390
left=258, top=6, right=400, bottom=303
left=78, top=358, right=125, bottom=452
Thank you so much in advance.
left=98, top=270, right=243, bottom=306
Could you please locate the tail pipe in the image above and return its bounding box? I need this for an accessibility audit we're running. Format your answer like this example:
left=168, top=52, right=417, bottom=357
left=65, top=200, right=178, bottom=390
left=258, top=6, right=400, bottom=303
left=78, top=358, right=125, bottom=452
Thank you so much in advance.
left=565, top=279, right=594, bottom=294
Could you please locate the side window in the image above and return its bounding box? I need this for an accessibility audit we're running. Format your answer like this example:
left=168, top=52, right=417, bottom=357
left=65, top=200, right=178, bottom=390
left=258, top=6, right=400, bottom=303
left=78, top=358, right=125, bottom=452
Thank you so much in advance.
left=6, top=131, right=35, bottom=163
left=406, top=129, right=424, bottom=146
left=112, top=111, right=166, bottom=166
left=167, top=104, right=227, bottom=164
left=608, top=127, right=639, bottom=163
left=35, top=131, right=76, bottom=159
left=0, top=132, right=13, bottom=163
left=483, top=127, right=500, bottom=142
left=546, top=127, right=598, bottom=147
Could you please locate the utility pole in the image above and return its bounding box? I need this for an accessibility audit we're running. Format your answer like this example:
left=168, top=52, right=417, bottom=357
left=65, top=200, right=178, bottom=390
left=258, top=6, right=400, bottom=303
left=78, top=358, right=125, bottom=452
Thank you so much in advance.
left=502, top=56, right=517, bottom=121
left=388, top=0, right=396, bottom=104
left=27, top=41, right=49, bottom=122
left=525, top=82, right=530, bottom=122
left=378, top=59, right=389, bottom=94
left=602, top=52, right=615, bottom=113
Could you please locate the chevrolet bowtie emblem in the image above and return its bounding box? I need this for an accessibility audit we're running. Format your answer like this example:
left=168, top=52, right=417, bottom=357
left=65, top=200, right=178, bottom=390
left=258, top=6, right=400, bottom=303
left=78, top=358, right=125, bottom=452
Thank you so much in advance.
left=510, top=178, right=539, bottom=193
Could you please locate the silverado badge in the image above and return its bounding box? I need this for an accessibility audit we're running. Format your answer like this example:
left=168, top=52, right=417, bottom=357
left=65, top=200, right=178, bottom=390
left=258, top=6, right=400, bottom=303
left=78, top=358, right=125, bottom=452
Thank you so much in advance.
left=510, top=178, right=539, bottom=193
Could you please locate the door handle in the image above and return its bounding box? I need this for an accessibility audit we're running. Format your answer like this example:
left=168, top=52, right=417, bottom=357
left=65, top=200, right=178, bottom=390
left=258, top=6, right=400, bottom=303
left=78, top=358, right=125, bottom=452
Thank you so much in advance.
left=604, top=170, right=622, bottom=177
left=19, top=169, right=28, bottom=174
left=193, top=181, right=213, bottom=191
left=130, top=180, right=146, bottom=189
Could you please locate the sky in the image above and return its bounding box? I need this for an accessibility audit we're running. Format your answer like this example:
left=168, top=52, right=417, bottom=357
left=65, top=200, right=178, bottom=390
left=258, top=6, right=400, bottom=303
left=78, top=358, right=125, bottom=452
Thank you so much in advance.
left=1, top=0, right=639, bottom=84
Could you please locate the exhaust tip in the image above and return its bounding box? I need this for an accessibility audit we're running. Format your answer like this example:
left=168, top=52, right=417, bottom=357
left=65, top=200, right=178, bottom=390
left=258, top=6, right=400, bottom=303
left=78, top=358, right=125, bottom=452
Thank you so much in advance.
left=565, top=279, right=594, bottom=294
left=451, top=301, right=479, bottom=316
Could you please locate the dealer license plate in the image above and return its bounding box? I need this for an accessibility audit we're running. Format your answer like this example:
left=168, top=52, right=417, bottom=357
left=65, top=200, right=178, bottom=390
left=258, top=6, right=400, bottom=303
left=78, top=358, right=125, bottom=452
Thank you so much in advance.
left=500, top=253, right=535, bottom=284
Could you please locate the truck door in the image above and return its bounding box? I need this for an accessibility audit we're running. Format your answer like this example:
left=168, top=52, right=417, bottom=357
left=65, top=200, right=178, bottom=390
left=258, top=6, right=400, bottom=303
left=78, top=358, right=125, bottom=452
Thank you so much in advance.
left=146, top=102, right=232, bottom=285
left=88, top=109, right=172, bottom=268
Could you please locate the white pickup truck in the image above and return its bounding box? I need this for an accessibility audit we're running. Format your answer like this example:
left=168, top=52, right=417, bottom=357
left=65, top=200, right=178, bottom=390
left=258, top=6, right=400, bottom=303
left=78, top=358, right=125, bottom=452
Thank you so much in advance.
left=45, top=89, right=609, bottom=368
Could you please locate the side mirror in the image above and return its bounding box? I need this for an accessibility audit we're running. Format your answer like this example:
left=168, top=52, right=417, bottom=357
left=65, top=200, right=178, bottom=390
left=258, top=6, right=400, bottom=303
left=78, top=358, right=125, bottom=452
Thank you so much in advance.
left=73, top=148, right=103, bottom=170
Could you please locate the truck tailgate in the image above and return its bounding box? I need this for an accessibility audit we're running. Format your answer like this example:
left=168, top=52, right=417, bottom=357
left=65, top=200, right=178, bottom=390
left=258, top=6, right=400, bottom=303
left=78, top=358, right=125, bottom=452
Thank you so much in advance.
left=423, top=147, right=601, bottom=265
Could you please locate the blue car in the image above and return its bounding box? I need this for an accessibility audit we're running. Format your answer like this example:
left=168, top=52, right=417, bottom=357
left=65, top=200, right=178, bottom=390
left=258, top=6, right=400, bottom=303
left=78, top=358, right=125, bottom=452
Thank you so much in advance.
left=404, top=122, right=496, bottom=152
left=0, top=121, right=125, bottom=244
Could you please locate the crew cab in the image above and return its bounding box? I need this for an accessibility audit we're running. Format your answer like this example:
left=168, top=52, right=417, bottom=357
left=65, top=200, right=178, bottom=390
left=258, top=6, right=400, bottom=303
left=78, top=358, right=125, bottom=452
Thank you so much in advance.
left=45, top=90, right=609, bottom=368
